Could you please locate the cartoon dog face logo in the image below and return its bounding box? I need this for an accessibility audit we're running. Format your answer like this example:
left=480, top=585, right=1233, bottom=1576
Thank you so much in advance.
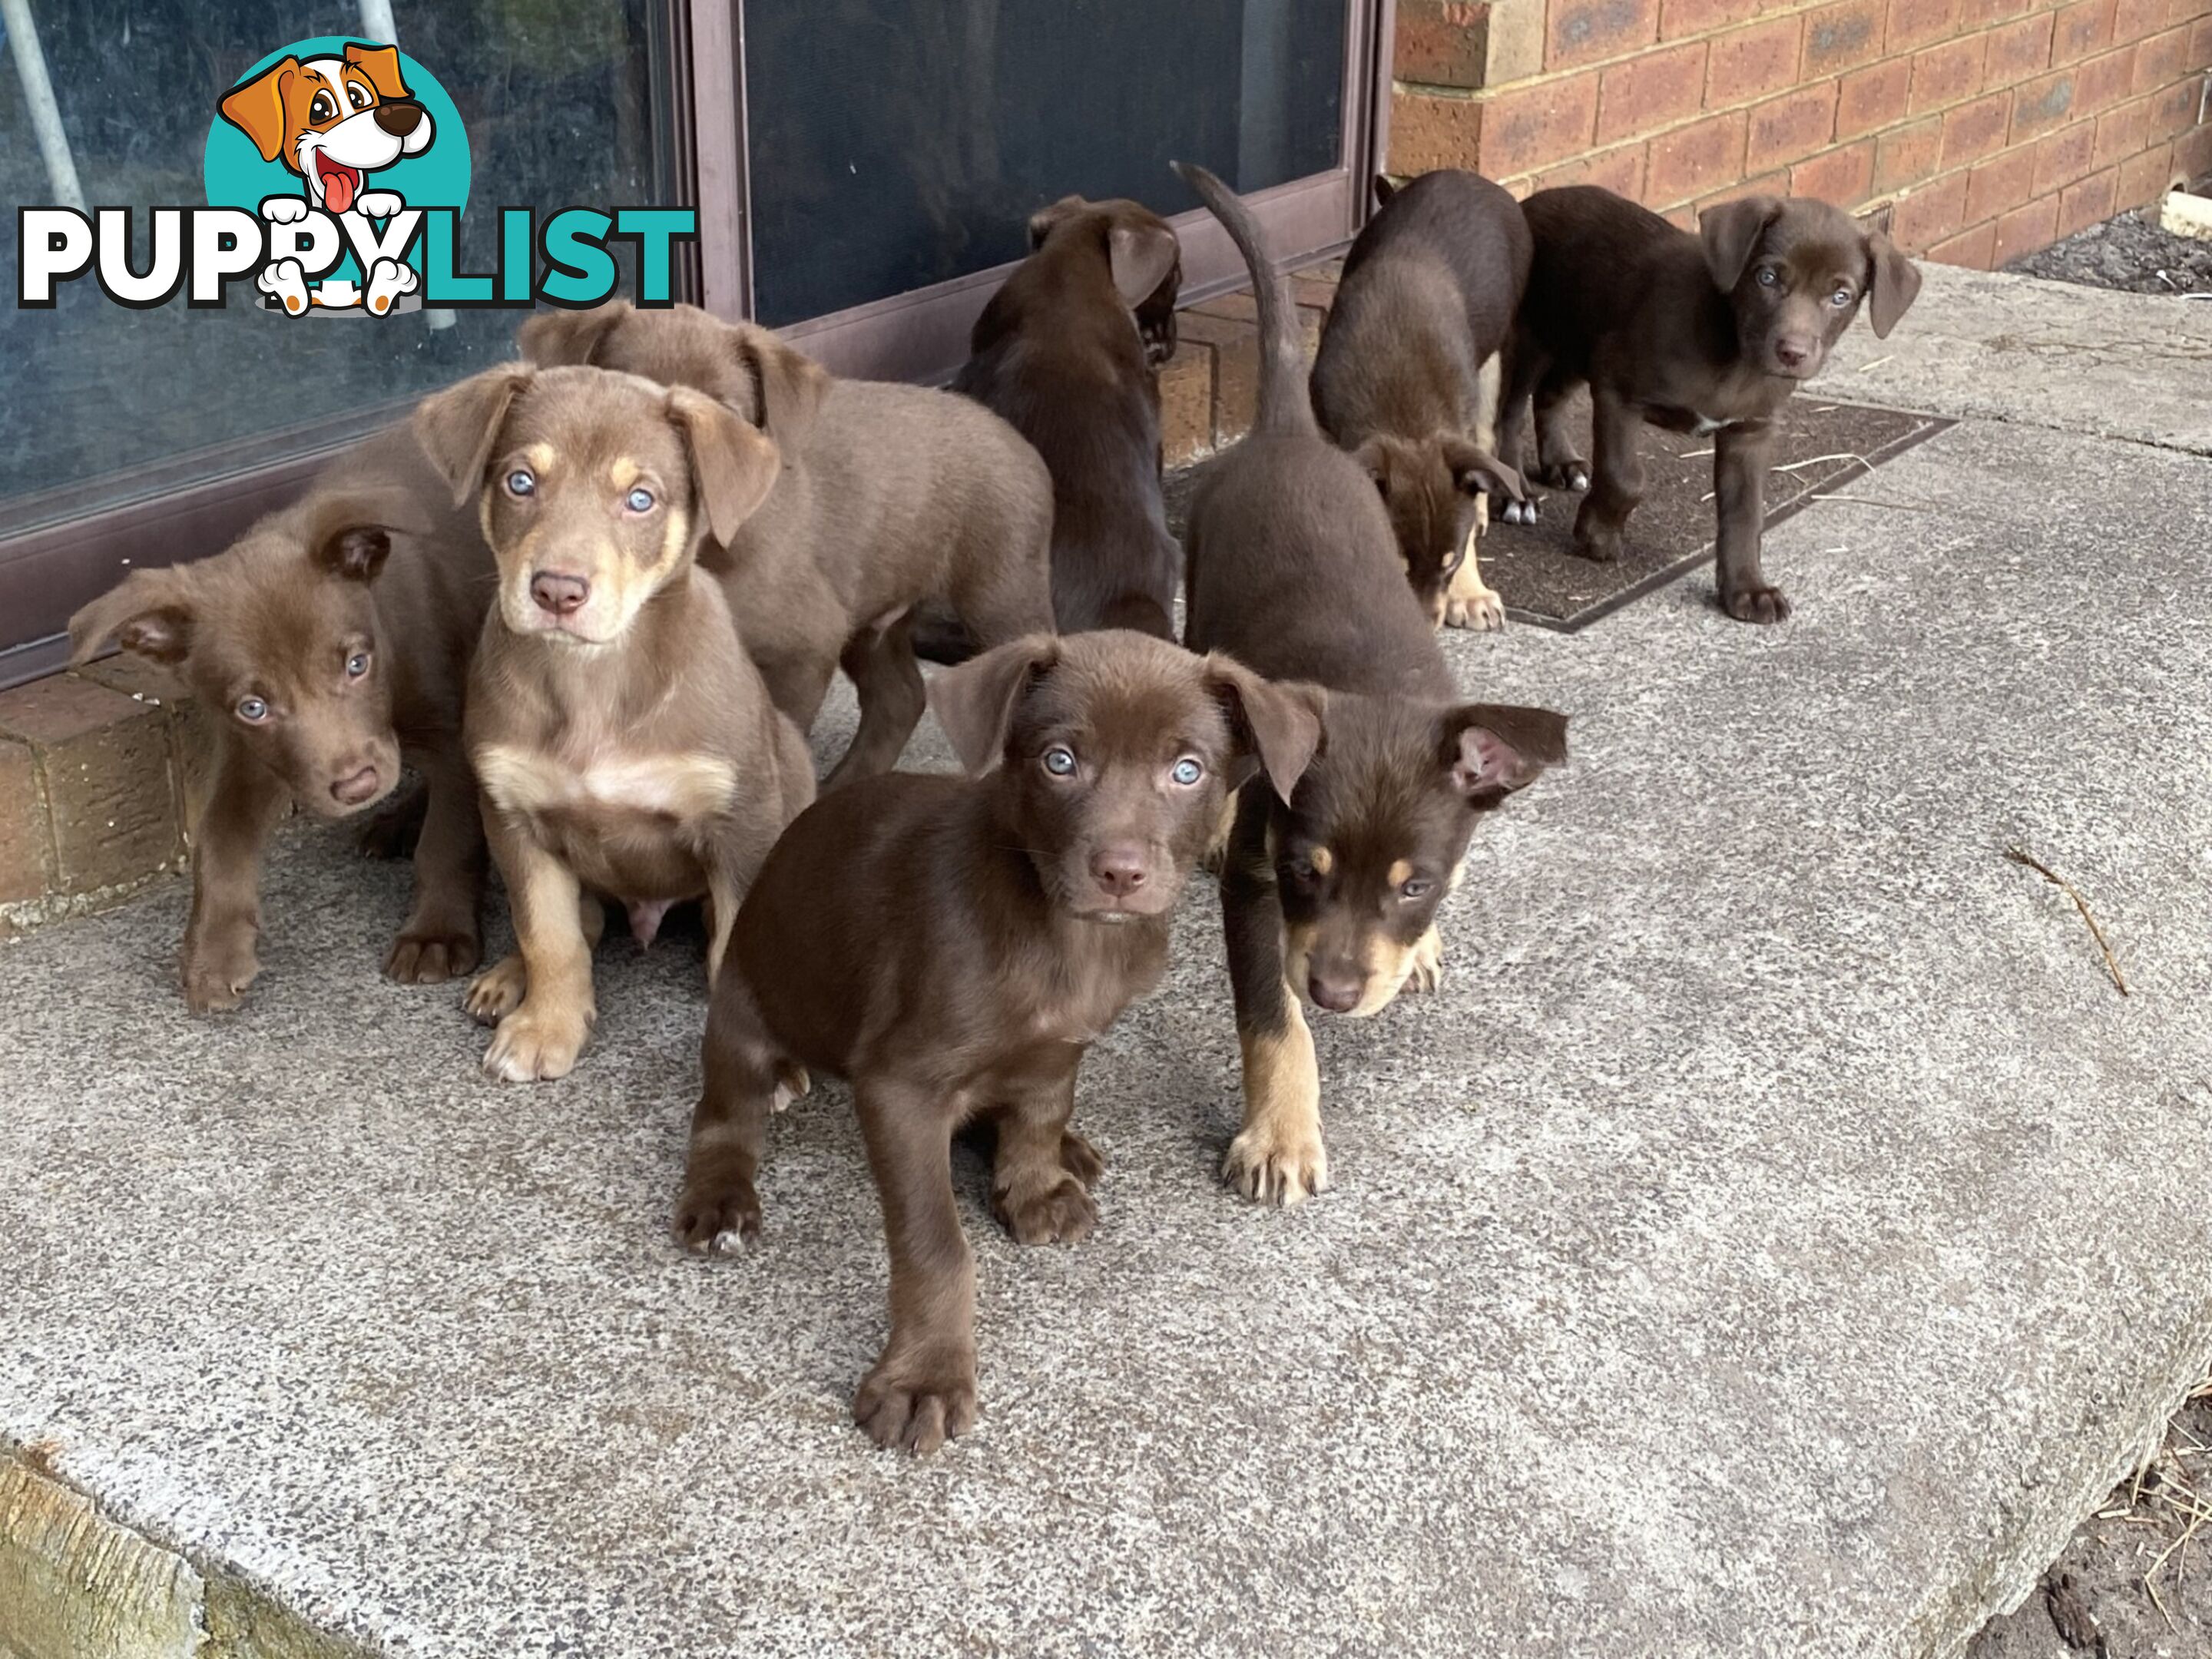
left=218, top=44, right=432, bottom=216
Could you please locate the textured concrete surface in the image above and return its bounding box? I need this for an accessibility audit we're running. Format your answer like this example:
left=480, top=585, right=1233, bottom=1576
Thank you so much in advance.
left=4, top=415, right=2212, bottom=1657
left=1827, top=262, right=2212, bottom=455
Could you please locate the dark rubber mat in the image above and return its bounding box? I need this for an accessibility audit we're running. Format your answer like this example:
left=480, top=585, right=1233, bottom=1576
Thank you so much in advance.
left=1482, top=394, right=1949, bottom=631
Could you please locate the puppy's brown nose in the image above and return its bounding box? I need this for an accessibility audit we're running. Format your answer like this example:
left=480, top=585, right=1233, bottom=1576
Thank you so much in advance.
left=1307, top=967, right=1363, bottom=1014
left=531, top=571, right=590, bottom=615
left=1089, top=846, right=1147, bottom=898
left=1775, top=338, right=1811, bottom=370
left=331, top=765, right=382, bottom=806
left=374, top=101, right=423, bottom=136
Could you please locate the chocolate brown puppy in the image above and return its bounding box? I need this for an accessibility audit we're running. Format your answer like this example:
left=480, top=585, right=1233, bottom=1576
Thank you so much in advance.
left=949, top=195, right=1183, bottom=640
left=68, top=427, right=494, bottom=1012
left=1501, top=186, right=1919, bottom=622
left=413, top=363, right=815, bottom=1082
left=1310, top=170, right=1530, bottom=631
left=1177, top=161, right=1568, bottom=1205
left=674, top=629, right=1320, bottom=1453
left=518, top=302, right=1054, bottom=784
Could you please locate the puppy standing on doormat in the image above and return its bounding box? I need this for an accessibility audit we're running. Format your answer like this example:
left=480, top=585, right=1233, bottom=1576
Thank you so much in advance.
left=1310, top=170, right=1531, bottom=631
left=1176, top=161, right=1568, bottom=1206
left=1499, top=187, right=1921, bottom=622
left=949, top=194, right=1184, bottom=641
left=413, top=363, right=815, bottom=1082
left=68, top=428, right=494, bottom=1011
left=672, top=630, right=1320, bottom=1453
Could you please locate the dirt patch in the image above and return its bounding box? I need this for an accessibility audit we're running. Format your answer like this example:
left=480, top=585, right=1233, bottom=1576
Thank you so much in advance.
left=1968, top=1379, right=2212, bottom=1659
left=2005, top=204, right=2212, bottom=298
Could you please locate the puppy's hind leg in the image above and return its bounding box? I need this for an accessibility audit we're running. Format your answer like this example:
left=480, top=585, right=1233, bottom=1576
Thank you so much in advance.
left=1493, top=340, right=1544, bottom=525
left=823, top=611, right=926, bottom=790
left=674, top=965, right=786, bottom=1253
left=1533, top=365, right=1591, bottom=496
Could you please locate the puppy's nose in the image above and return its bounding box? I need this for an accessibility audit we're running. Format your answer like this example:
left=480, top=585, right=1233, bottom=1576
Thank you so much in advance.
left=1307, top=967, right=1364, bottom=1014
left=531, top=571, right=590, bottom=615
left=374, top=101, right=423, bottom=136
left=1089, top=846, right=1148, bottom=898
left=331, top=765, right=382, bottom=806
left=1774, top=338, right=1811, bottom=369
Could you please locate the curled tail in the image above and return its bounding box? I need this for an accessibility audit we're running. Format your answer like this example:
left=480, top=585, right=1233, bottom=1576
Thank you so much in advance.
left=1172, top=161, right=1310, bottom=437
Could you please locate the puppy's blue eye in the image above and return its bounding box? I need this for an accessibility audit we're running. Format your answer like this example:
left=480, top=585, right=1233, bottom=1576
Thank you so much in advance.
left=1756, top=267, right=1780, bottom=287
left=237, top=697, right=269, bottom=723
left=1042, top=746, right=1077, bottom=777
left=345, top=652, right=369, bottom=679
left=624, top=487, right=655, bottom=513
left=1170, top=756, right=1204, bottom=786
left=1401, top=877, right=1435, bottom=900
left=1830, top=287, right=1853, bottom=307
left=505, top=469, right=535, bottom=498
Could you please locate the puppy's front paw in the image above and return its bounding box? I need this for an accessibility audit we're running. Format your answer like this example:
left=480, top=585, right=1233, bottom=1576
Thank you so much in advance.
left=1724, top=582, right=1793, bottom=624
left=1572, top=525, right=1625, bottom=565
left=354, top=190, right=403, bottom=218
left=258, top=194, right=309, bottom=224
left=1535, top=460, right=1590, bottom=492
left=364, top=258, right=418, bottom=316
left=482, top=1002, right=590, bottom=1081
left=1223, top=1120, right=1330, bottom=1207
left=256, top=257, right=310, bottom=315
left=1444, top=583, right=1505, bottom=631
left=1059, top=1128, right=1105, bottom=1187
left=464, top=955, right=526, bottom=1025
left=1499, top=497, right=1540, bottom=525
left=854, top=1347, right=978, bottom=1455
left=673, top=1166, right=763, bottom=1254
left=992, top=1172, right=1099, bottom=1246
left=1406, top=926, right=1445, bottom=993
left=181, top=926, right=261, bottom=1014
left=384, top=925, right=479, bottom=985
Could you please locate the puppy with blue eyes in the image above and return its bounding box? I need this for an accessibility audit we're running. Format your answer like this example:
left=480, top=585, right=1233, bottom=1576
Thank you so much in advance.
left=412, top=362, right=816, bottom=1083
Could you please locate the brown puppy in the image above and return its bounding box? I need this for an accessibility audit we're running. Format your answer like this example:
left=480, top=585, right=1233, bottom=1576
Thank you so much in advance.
left=674, top=629, right=1320, bottom=1453
left=949, top=194, right=1184, bottom=640
left=68, top=427, right=493, bottom=1012
left=412, top=363, right=815, bottom=1082
left=517, top=302, right=1054, bottom=785
left=1501, top=186, right=1920, bottom=622
left=1177, top=161, right=1568, bottom=1205
left=1310, top=171, right=1530, bottom=631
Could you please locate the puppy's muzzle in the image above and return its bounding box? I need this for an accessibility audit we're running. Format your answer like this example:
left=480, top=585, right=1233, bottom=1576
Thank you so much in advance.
left=375, top=101, right=425, bottom=137
left=530, top=571, right=590, bottom=617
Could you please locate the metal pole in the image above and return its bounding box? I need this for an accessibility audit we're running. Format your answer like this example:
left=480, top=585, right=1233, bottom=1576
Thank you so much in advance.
left=2, top=0, right=88, bottom=213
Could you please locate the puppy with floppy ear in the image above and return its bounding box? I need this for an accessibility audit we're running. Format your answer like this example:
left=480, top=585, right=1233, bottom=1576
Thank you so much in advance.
left=67, top=426, right=496, bottom=1012
left=673, top=629, right=1316, bottom=1455
left=412, top=362, right=814, bottom=1084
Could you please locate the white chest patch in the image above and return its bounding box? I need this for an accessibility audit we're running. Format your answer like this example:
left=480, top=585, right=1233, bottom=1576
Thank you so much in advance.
left=1690, top=414, right=1729, bottom=436
left=475, top=744, right=739, bottom=823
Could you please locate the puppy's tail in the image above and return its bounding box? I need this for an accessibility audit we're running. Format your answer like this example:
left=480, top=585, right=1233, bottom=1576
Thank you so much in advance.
left=1172, top=161, right=1310, bottom=438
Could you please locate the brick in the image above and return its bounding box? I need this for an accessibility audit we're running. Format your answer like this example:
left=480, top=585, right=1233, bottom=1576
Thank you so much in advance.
left=73, top=657, right=212, bottom=839
left=1838, top=58, right=1914, bottom=137
left=1389, top=88, right=1484, bottom=174
left=1158, top=341, right=1214, bottom=467
left=1957, top=0, right=2030, bottom=22
left=1803, top=0, right=1887, bottom=75
left=1647, top=108, right=1749, bottom=202
left=0, top=676, right=180, bottom=895
left=1180, top=303, right=1326, bottom=446
left=2011, top=68, right=2079, bottom=137
left=2111, top=0, right=2168, bottom=45
left=2132, top=25, right=2192, bottom=94
left=1548, top=0, right=1661, bottom=68
left=1991, top=190, right=2061, bottom=260
left=1887, top=0, right=1962, bottom=54
left=1706, top=18, right=1802, bottom=106
left=1597, top=41, right=1709, bottom=143
left=2180, top=122, right=2212, bottom=181
left=2194, top=15, right=2212, bottom=76
left=1397, top=0, right=1494, bottom=88
left=1529, top=139, right=1652, bottom=197
left=1927, top=220, right=1998, bottom=264
left=1983, top=13, right=2055, bottom=86
left=1911, top=35, right=1988, bottom=112
left=2145, top=73, right=2197, bottom=136
left=2117, top=138, right=2176, bottom=203
left=1747, top=81, right=1840, bottom=169
left=1792, top=137, right=1879, bottom=201
left=1879, top=113, right=1948, bottom=185
left=2094, top=94, right=2153, bottom=164
left=1892, top=167, right=1972, bottom=245
left=1659, top=0, right=1760, bottom=37
left=2051, top=0, right=2116, bottom=64
left=1967, top=143, right=2040, bottom=217
left=2069, top=47, right=2134, bottom=115
left=2030, top=118, right=2100, bottom=191
left=2057, top=164, right=2121, bottom=232
left=1475, top=70, right=1600, bottom=174
left=1942, top=91, right=2015, bottom=167
left=1700, top=168, right=1790, bottom=217
left=0, top=737, right=51, bottom=905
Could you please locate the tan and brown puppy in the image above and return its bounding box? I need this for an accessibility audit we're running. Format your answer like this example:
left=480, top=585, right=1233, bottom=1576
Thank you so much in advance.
left=412, top=363, right=815, bottom=1082
left=517, top=302, right=1054, bottom=786
left=68, top=427, right=494, bottom=1012
left=674, top=630, right=1319, bottom=1454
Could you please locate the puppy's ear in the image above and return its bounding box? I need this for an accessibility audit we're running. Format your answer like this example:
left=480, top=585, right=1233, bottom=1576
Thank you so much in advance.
left=1439, top=436, right=1525, bottom=505
left=1026, top=195, right=1086, bottom=249
left=1700, top=195, right=1780, bottom=293
left=1206, top=658, right=1324, bottom=805
left=929, top=634, right=1058, bottom=777
left=1441, top=704, right=1568, bottom=808
left=343, top=41, right=410, bottom=101
left=69, top=568, right=195, bottom=667
left=413, top=364, right=531, bottom=508
left=1863, top=230, right=1921, bottom=339
left=516, top=303, right=629, bottom=367
left=1108, top=221, right=1180, bottom=309
left=1373, top=174, right=1400, bottom=207
left=667, top=385, right=781, bottom=545
left=218, top=58, right=296, bottom=164
left=734, top=326, right=828, bottom=455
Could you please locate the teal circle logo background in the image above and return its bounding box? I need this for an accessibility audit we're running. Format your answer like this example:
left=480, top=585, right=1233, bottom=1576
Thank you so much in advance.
left=204, top=38, right=470, bottom=283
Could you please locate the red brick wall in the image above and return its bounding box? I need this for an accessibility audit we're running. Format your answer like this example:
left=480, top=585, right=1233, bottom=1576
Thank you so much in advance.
left=1391, top=0, right=2212, bottom=267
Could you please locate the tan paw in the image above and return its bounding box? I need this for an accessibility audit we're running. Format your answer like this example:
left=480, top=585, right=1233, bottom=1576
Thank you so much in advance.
left=482, top=1002, right=590, bottom=1081
left=464, top=954, right=526, bottom=1025
left=1444, top=584, right=1505, bottom=631
left=1222, top=1119, right=1330, bottom=1207
left=1406, top=926, right=1445, bottom=993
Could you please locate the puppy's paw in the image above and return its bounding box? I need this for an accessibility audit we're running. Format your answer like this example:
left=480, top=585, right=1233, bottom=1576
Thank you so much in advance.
left=1535, top=460, right=1590, bottom=492
left=354, top=190, right=403, bottom=218
left=1723, top=583, right=1793, bottom=624
left=992, top=1172, right=1099, bottom=1246
left=1500, top=497, right=1540, bottom=525
left=1571, top=527, right=1625, bottom=565
left=673, top=1167, right=763, bottom=1254
left=353, top=790, right=423, bottom=861
left=364, top=258, right=418, bottom=316
left=257, top=257, right=310, bottom=315
left=482, top=1002, right=590, bottom=1081
left=1443, top=584, right=1505, bottom=631
left=772, top=1062, right=811, bottom=1111
left=464, top=955, right=526, bottom=1025
left=384, top=925, right=480, bottom=985
left=258, top=194, right=310, bottom=225
left=1406, top=926, right=1445, bottom=994
left=181, top=928, right=261, bottom=1014
left=854, top=1347, right=978, bottom=1455
left=1060, top=1127, right=1105, bottom=1187
left=1223, top=1121, right=1330, bottom=1207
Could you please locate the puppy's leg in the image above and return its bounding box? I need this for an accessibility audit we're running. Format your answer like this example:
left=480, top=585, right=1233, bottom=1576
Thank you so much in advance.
left=478, top=807, right=595, bottom=1081
left=824, top=612, right=926, bottom=789
left=385, top=747, right=486, bottom=985
left=1219, top=789, right=1328, bottom=1205
left=464, top=892, right=603, bottom=1025
left=1494, top=339, right=1542, bottom=525
left=988, top=1061, right=1100, bottom=1246
left=180, top=737, right=292, bottom=1013
left=1444, top=525, right=1505, bottom=631
left=852, top=1080, right=978, bottom=1455
left=1714, top=418, right=1789, bottom=623
left=1571, top=385, right=1644, bottom=565
left=1533, top=366, right=1591, bottom=495
left=674, top=966, right=784, bottom=1252
left=355, top=776, right=426, bottom=860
